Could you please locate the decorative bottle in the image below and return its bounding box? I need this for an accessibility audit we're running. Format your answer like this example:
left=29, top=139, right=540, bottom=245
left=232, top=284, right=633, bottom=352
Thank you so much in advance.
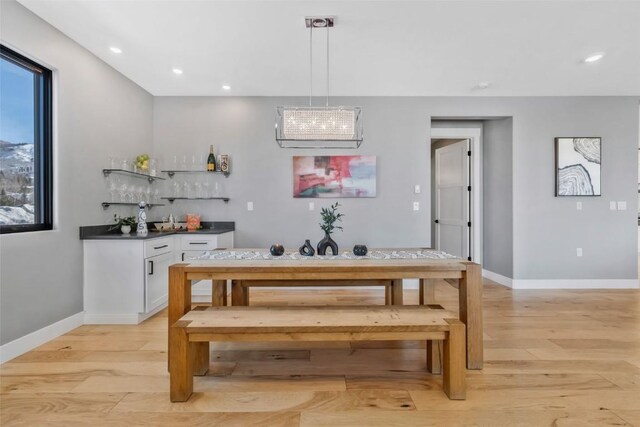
left=207, top=145, right=216, bottom=172
left=137, top=202, right=148, bottom=236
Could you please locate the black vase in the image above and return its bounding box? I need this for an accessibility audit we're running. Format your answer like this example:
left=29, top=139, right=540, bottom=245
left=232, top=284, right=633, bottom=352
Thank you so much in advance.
left=299, top=239, right=315, bottom=256
left=269, top=244, right=285, bottom=256
left=317, top=233, right=338, bottom=256
left=353, top=245, right=368, bottom=256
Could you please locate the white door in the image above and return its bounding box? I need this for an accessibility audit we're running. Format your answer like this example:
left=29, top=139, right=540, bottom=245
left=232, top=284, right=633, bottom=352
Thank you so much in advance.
left=435, top=140, right=470, bottom=259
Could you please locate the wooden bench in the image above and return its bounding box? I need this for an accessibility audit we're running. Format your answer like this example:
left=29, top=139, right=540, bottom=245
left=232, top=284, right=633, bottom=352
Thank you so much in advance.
left=230, top=279, right=403, bottom=306
left=169, top=305, right=466, bottom=402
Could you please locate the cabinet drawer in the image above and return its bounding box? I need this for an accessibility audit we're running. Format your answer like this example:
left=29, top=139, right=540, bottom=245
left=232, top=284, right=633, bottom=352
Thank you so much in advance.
left=179, top=250, right=210, bottom=262
left=180, top=235, right=218, bottom=251
left=144, top=237, right=173, bottom=258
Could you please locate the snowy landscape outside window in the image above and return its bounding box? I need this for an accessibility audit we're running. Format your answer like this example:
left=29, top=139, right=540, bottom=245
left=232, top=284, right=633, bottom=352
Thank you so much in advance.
left=0, top=45, right=52, bottom=233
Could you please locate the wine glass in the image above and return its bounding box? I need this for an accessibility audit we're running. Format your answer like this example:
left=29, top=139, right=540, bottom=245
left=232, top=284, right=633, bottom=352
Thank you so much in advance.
left=149, top=159, right=157, bottom=177
left=108, top=181, right=118, bottom=202
left=119, top=183, right=128, bottom=203
left=127, top=184, right=136, bottom=203
left=194, top=180, right=203, bottom=198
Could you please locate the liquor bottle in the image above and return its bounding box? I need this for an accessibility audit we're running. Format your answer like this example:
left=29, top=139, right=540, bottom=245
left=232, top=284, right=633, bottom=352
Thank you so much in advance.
left=207, top=145, right=216, bottom=172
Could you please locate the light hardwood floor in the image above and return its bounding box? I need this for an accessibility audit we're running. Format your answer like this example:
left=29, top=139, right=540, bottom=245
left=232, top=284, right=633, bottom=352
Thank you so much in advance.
left=1, top=279, right=639, bottom=426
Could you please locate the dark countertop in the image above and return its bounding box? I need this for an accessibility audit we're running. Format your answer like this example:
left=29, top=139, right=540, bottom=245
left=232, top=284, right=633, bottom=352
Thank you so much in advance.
left=80, top=221, right=234, bottom=240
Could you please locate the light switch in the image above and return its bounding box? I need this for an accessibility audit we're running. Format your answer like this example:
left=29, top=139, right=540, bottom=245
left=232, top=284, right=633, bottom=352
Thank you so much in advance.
left=308, top=202, right=315, bottom=211
left=413, top=202, right=420, bottom=211
left=576, top=202, right=582, bottom=211
left=609, top=201, right=617, bottom=211
left=577, top=248, right=583, bottom=257
left=617, top=201, right=627, bottom=211
left=247, top=201, right=254, bottom=211
left=414, top=185, right=421, bottom=194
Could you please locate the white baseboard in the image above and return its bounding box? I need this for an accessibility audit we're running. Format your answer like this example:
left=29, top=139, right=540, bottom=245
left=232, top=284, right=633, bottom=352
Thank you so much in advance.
left=84, top=313, right=140, bottom=324
left=483, top=269, right=513, bottom=288
left=0, top=312, right=84, bottom=364
left=84, top=302, right=167, bottom=325
left=511, top=279, right=639, bottom=290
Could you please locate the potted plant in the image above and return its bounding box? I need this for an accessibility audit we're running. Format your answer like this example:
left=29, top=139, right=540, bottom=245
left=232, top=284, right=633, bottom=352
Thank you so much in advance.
left=317, top=202, right=344, bottom=255
left=110, top=214, right=137, bottom=234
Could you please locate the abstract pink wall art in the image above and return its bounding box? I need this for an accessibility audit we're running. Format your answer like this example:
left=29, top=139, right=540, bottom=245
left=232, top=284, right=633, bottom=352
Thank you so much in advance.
left=293, top=156, right=376, bottom=198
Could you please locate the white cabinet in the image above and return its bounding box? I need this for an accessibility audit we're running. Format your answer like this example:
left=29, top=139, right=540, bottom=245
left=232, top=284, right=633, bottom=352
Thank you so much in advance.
left=83, top=231, right=233, bottom=324
left=84, top=238, right=169, bottom=324
left=177, top=232, right=234, bottom=300
left=178, top=232, right=234, bottom=261
left=145, top=251, right=172, bottom=313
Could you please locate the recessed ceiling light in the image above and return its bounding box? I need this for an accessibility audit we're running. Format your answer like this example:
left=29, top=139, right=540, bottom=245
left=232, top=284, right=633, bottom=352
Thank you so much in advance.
left=109, top=46, right=122, bottom=54
left=172, top=68, right=183, bottom=75
left=222, top=85, right=231, bottom=90
left=583, top=52, right=605, bottom=63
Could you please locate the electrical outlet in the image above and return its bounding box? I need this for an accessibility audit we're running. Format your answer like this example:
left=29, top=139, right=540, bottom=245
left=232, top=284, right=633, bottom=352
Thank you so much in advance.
left=609, top=201, right=617, bottom=211
left=247, top=201, right=254, bottom=211
left=413, top=202, right=420, bottom=211
left=576, top=248, right=583, bottom=257
left=576, top=202, right=582, bottom=211
left=308, top=202, right=315, bottom=211
left=414, top=185, right=421, bottom=194
left=617, top=201, right=627, bottom=211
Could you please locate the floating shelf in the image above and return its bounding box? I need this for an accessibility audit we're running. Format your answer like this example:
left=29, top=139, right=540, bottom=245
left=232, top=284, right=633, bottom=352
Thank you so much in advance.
left=161, top=197, right=230, bottom=204
left=101, top=202, right=164, bottom=210
left=161, top=170, right=230, bottom=178
left=102, top=169, right=165, bottom=183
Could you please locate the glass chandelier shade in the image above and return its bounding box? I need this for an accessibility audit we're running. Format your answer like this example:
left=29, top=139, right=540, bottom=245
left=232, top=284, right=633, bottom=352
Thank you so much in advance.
left=275, top=106, right=363, bottom=148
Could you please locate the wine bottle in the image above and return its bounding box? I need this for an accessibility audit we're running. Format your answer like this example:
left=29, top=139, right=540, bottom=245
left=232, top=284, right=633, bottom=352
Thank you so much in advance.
left=207, top=145, right=216, bottom=172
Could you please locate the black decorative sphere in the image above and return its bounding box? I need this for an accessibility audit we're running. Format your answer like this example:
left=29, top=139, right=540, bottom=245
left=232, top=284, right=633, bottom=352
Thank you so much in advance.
left=270, top=244, right=285, bottom=256
left=353, top=245, right=368, bottom=256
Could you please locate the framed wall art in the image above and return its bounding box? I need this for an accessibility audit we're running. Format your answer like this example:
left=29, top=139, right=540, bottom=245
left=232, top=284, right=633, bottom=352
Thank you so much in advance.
left=555, top=137, right=601, bottom=196
left=293, top=155, right=376, bottom=198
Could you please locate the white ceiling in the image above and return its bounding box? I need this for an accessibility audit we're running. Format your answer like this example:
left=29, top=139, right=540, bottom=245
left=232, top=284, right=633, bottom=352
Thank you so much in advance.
left=15, top=0, right=640, bottom=96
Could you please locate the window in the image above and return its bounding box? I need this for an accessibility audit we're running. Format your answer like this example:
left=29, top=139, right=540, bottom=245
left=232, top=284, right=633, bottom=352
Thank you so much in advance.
left=0, top=45, right=52, bottom=233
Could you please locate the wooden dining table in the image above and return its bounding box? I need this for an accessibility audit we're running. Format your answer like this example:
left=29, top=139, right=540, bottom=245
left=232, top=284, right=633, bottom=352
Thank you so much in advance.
left=168, top=249, right=483, bottom=370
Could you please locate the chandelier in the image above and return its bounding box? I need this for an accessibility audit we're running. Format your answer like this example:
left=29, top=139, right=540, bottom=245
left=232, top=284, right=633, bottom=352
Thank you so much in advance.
left=275, top=17, right=363, bottom=148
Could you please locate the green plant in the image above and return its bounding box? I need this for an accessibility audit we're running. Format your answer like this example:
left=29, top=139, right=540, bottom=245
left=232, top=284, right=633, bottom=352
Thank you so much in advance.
left=319, top=202, right=344, bottom=235
left=109, top=214, right=136, bottom=231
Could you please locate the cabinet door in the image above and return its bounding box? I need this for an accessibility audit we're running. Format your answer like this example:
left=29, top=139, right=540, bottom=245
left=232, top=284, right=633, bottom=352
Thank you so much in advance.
left=144, top=251, right=172, bottom=313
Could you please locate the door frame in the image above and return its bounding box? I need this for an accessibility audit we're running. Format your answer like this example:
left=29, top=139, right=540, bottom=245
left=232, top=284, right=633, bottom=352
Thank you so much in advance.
left=431, top=126, right=483, bottom=265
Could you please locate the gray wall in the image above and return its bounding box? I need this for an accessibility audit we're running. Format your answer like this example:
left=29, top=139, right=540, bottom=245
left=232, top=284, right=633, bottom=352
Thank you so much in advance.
left=153, top=97, right=432, bottom=249
left=483, top=118, right=513, bottom=277
left=153, top=96, right=639, bottom=281
left=0, top=1, right=153, bottom=345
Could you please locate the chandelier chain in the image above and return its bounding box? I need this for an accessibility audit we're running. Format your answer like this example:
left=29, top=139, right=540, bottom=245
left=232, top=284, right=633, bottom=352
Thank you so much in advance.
left=309, top=23, right=313, bottom=107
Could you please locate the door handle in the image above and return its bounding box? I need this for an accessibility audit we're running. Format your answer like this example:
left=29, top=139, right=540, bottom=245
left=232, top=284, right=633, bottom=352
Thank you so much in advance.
left=181, top=252, right=185, bottom=261
left=434, top=219, right=439, bottom=224
left=153, top=244, right=168, bottom=250
left=189, top=242, right=208, bottom=245
left=148, top=260, right=154, bottom=275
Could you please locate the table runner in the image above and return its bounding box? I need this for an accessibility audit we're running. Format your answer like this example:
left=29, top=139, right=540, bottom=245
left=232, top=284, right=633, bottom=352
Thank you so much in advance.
left=194, top=249, right=459, bottom=261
